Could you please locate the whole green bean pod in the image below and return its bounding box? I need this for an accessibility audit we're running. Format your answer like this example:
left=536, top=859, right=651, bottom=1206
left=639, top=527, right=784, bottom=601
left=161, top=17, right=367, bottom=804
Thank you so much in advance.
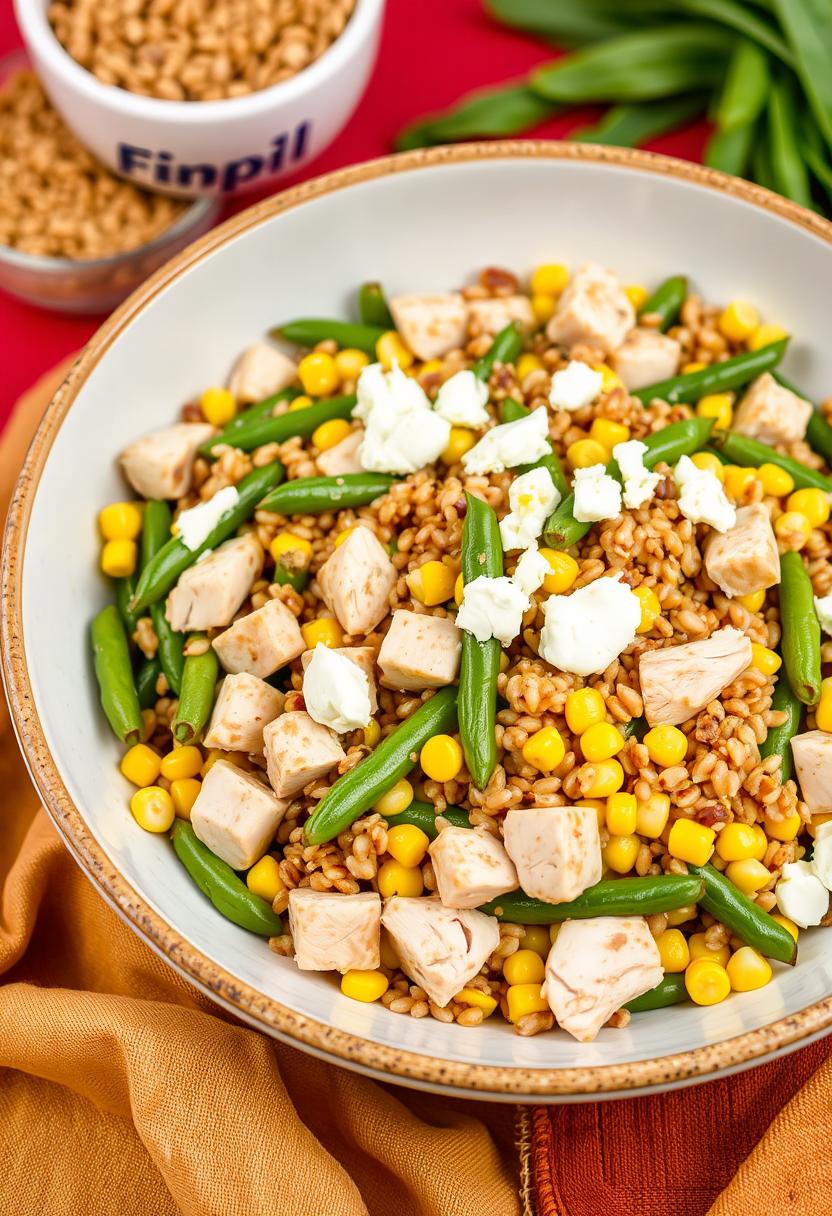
left=173, top=637, right=219, bottom=745
left=779, top=550, right=822, bottom=706
left=115, top=573, right=141, bottom=634
left=499, top=398, right=569, bottom=498
left=131, top=462, right=285, bottom=613
left=304, top=686, right=459, bottom=844
left=711, top=430, right=832, bottom=494
left=632, top=339, right=788, bottom=405
left=689, top=863, right=797, bottom=964
left=759, top=670, right=802, bottom=784
left=199, top=387, right=298, bottom=454
left=143, top=501, right=185, bottom=697
left=384, top=800, right=471, bottom=838
left=200, top=394, right=355, bottom=457
left=625, top=973, right=688, bottom=1013
left=772, top=372, right=832, bottom=469
left=136, top=657, right=162, bottom=711
left=637, top=275, right=687, bottom=331
left=259, top=472, right=396, bottom=516
left=171, top=821, right=284, bottom=936
left=90, top=605, right=143, bottom=746
left=270, top=319, right=384, bottom=355
left=358, top=281, right=394, bottom=329
left=479, top=875, right=704, bottom=924
left=458, top=494, right=503, bottom=790
left=473, top=323, right=523, bottom=382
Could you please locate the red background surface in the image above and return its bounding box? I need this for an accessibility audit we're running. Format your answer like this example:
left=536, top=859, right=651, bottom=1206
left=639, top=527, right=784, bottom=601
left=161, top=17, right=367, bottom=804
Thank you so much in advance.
left=0, top=0, right=710, bottom=424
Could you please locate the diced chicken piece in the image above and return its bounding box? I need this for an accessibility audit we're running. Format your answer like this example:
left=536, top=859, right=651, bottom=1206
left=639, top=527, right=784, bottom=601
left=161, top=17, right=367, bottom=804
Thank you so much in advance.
left=704, top=504, right=780, bottom=598
left=316, top=429, right=364, bottom=477
left=381, top=897, right=500, bottom=1008
left=263, top=710, right=345, bottom=798
left=638, top=626, right=752, bottom=726
left=227, top=341, right=297, bottom=404
left=289, top=889, right=381, bottom=973
left=542, top=916, right=663, bottom=1042
left=467, top=295, right=535, bottom=337
left=190, top=759, right=287, bottom=870
left=212, top=596, right=304, bottom=678
left=377, top=609, right=462, bottom=691
left=388, top=293, right=469, bottom=361
left=203, top=673, right=284, bottom=755
left=301, top=645, right=378, bottom=713
left=428, top=826, right=518, bottom=909
left=119, top=422, right=215, bottom=500
left=316, top=526, right=397, bottom=636
left=165, top=534, right=262, bottom=633
left=791, top=730, right=832, bottom=813
left=733, top=373, right=812, bottom=446
left=610, top=326, right=681, bottom=391
left=503, top=807, right=602, bottom=904
left=546, top=262, right=635, bottom=355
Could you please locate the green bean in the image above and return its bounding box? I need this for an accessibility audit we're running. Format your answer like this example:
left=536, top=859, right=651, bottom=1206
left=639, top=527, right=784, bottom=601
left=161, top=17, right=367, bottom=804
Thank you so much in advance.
left=171, top=821, right=283, bottom=936
left=136, top=657, right=162, bottom=711
left=499, top=398, right=569, bottom=498
left=632, top=339, right=788, bottom=405
left=806, top=412, right=832, bottom=467
left=637, top=274, right=688, bottom=331
left=199, top=387, right=298, bottom=455
left=459, top=494, right=503, bottom=790
left=771, top=0, right=832, bottom=153
left=270, top=319, right=384, bottom=356
left=142, top=501, right=185, bottom=697
left=173, top=637, right=219, bottom=745
left=90, top=605, right=143, bottom=746
left=759, top=670, right=802, bottom=783
left=779, top=550, right=822, bottom=706
left=115, top=572, right=141, bottom=634
left=131, top=462, right=285, bottom=613
left=473, top=323, right=524, bottom=382
left=199, top=394, right=355, bottom=457
left=711, top=430, right=832, bottom=493
left=304, top=687, right=459, bottom=844
left=704, top=119, right=757, bottom=177
left=769, top=75, right=814, bottom=208
left=626, top=973, right=688, bottom=1013
left=259, top=472, right=396, bottom=516
left=395, top=82, right=558, bottom=151
left=574, top=95, right=706, bottom=147
left=479, top=875, right=705, bottom=923
left=271, top=548, right=310, bottom=594
left=714, top=38, right=771, bottom=129
left=358, top=281, right=394, bottom=329
left=689, top=863, right=797, bottom=964
left=620, top=716, right=646, bottom=740
left=383, top=800, right=472, bottom=838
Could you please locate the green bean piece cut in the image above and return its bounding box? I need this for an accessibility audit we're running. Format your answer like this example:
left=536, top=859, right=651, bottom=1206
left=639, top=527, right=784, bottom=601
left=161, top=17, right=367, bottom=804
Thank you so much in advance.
left=632, top=340, right=788, bottom=405
left=473, top=323, right=523, bottom=382
left=458, top=494, right=503, bottom=790
left=142, top=501, right=184, bottom=697
left=779, top=550, right=822, bottom=706
left=271, top=319, right=384, bottom=356
left=712, top=431, right=832, bottom=494
left=200, top=387, right=299, bottom=454
left=115, top=573, right=141, bottom=635
left=637, top=275, right=688, bottom=331
left=806, top=411, right=832, bottom=468
left=480, top=875, right=705, bottom=924
left=171, top=821, right=284, bottom=936
left=173, top=637, right=219, bottom=745
left=136, top=658, right=162, bottom=711
left=383, top=800, right=472, bottom=839
left=260, top=472, right=396, bottom=516
left=626, top=973, right=688, bottom=1013
left=91, top=605, right=143, bottom=746
left=200, top=394, right=356, bottom=457
left=690, top=863, right=797, bottom=964
left=759, top=671, right=802, bottom=784
left=358, top=281, right=394, bottom=329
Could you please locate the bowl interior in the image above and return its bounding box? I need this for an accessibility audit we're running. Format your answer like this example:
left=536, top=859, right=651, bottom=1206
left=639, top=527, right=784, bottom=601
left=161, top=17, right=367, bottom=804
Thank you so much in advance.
left=11, top=147, right=832, bottom=1097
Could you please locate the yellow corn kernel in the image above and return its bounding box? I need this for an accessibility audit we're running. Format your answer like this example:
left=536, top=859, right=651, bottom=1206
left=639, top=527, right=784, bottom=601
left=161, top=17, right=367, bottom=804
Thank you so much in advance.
left=764, top=811, right=802, bottom=842
left=246, top=854, right=285, bottom=903
left=748, top=323, right=789, bottom=351
left=668, top=819, right=716, bottom=866
left=688, top=932, right=730, bottom=967
left=170, top=777, right=201, bottom=820
left=606, top=792, right=637, bottom=836
left=685, top=956, right=730, bottom=1005
left=99, top=501, right=143, bottom=542
left=531, top=263, right=569, bottom=297
left=624, top=283, right=649, bottom=310
left=420, top=734, right=463, bottom=782
left=334, top=526, right=357, bottom=549
left=522, top=726, right=566, bottom=773
left=301, top=618, right=343, bottom=649
left=749, top=823, right=768, bottom=860
left=576, top=798, right=606, bottom=830
left=719, top=300, right=759, bottom=343
left=506, top=982, right=549, bottom=1023
left=580, top=721, right=624, bottom=762
left=288, top=394, right=314, bottom=412
left=590, top=417, right=631, bottom=452
left=565, top=687, right=606, bottom=735
left=377, top=859, right=423, bottom=898
left=101, top=539, right=137, bottom=578
left=407, top=559, right=456, bottom=607
left=374, top=778, right=414, bottom=819
left=313, top=418, right=352, bottom=451
left=666, top=903, right=698, bottom=927
left=691, top=451, right=725, bottom=481
left=774, top=510, right=813, bottom=549
left=503, top=949, right=546, bottom=986
left=520, top=925, right=551, bottom=957
left=200, top=386, right=237, bottom=426
left=757, top=462, right=794, bottom=497
left=334, top=348, right=370, bottom=380
left=723, top=464, right=758, bottom=500
left=643, top=724, right=687, bottom=768
left=725, top=857, right=771, bottom=894
left=376, top=330, right=414, bottom=371
left=160, top=745, right=203, bottom=782
left=656, top=928, right=690, bottom=973
left=633, top=584, right=661, bottom=634
left=682, top=361, right=707, bottom=375
left=715, top=822, right=760, bottom=862
left=454, top=572, right=464, bottom=606
left=594, top=363, right=623, bottom=393
left=771, top=913, right=799, bottom=941
left=516, top=353, right=545, bottom=380
left=341, top=969, right=389, bottom=1002
left=539, top=548, right=579, bottom=594
left=750, top=643, right=781, bottom=676
left=298, top=351, right=340, bottom=396
left=499, top=651, right=510, bottom=674
left=379, top=930, right=400, bottom=970
left=816, top=698, right=832, bottom=733
left=531, top=293, right=557, bottom=325
left=363, top=718, right=381, bottom=748
left=270, top=532, right=313, bottom=568
left=787, top=487, right=830, bottom=529
left=130, top=786, right=175, bottom=833
left=737, top=588, right=766, bottom=612
left=636, top=792, right=670, bottom=839
left=726, top=946, right=772, bottom=992
left=603, top=833, right=640, bottom=875
left=200, top=749, right=250, bottom=778
left=418, top=359, right=443, bottom=378
left=441, top=426, right=477, bottom=465
left=567, top=438, right=608, bottom=470
left=549, top=923, right=561, bottom=945
left=455, top=987, right=498, bottom=1016
left=696, top=393, right=733, bottom=430
left=120, top=743, right=162, bottom=788
left=386, top=823, right=430, bottom=869
left=582, top=758, right=624, bottom=798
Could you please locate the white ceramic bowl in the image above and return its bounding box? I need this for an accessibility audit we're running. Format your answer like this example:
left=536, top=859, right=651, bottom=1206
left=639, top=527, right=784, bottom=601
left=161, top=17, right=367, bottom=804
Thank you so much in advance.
left=6, top=144, right=832, bottom=1102
left=14, top=0, right=383, bottom=197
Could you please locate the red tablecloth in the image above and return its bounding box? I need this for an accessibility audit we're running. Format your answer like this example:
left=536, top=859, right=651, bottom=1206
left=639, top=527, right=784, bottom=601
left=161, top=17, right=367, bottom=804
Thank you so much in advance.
left=0, top=0, right=710, bottom=422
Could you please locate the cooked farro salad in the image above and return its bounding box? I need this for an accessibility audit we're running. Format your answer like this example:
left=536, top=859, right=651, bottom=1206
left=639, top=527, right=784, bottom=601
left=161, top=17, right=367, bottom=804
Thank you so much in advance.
left=91, top=261, right=832, bottom=1043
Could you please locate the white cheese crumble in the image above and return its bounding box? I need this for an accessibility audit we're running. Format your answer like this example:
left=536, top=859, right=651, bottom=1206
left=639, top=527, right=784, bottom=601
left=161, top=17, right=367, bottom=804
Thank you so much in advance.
left=456, top=576, right=529, bottom=647
left=539, top=573, right=641, bottom=676
left=815, top=594, right=832, bottom=637
left=433, top=370, right=490, bottom=427
left=572, top=463, right=622, bottom=523
left=673, top=455, right=736, bottom=533
left=302, top=644, right=372, bottom=734
left=548, top=360, right=603, bottom=412
left=499, top=466, right=560, bottom=551
left=462, top=408, right=550, bottom=475
left=775, top=860, right=830, bottom=928
left=613, top=439, right=662, bottom=510
left=512, top=546, right=551, bottom=597
left=175, top=485, right=239, bottom=552
left=355, top=361, right=451, bottom=475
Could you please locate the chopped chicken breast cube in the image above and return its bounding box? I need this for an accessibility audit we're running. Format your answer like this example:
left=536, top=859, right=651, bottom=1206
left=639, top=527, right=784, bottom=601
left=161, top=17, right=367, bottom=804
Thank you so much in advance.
left=212, top=596, right=304, bottom=678
left=428, top=826, right=518, bottom=909
left=704, top=503, right=780, bottom=598
left=316, top=525, right=396, bottom=636
left=289, top=889, right=381, bottom=973
left=301, top=645, right=378, bottom=713
left=165, top=534, right=262, bottom=633
left=546, top=262, right=635, bottom=355
left=733, top=373, right=813, bottom=446
left=503, top=806, right=602, bottom=903
left=467, top=295, right=535, bottom=336
left=638, top=626, right=752, bottom=726
left=611, top=326, right=681, bottom=391
left=381, top=897, right=500, bottom=1008
left=190, top=759, right=287, bottom=871
left=227, top=341, right=297, bottom=404
left=203, top=673, right=284, bottom=755
left=263, top=710, right=346, bottom=798
left=388, top=293, right=469, bottom=361
left=791, top=730, right=832, bottom=813
left=119, top=422, right=215, bottom=500
left=377, top=610, right=462, bottom=690
left=316, top=429, right=364, bottom=477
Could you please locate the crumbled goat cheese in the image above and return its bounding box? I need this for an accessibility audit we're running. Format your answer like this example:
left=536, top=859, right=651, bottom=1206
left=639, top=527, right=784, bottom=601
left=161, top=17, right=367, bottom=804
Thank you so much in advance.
left=499, top=466, right=560, bottom=551
left=302, top=644, right=372, bottom=734
left=613, top=439, right=662, bottom=509
left=815, top=593, right=832, bottom=637
left=456, top=576, right=529, bottom=647
left=176, top=486, right=239, bottom=552
left=548, top=360, right=603, bottom=412
left=512, top=547, right=551, bottom=597
left=775, top=860, right=830, bottom=928
left=539, top=574, right=641, bottom=676
left=572, top=463, right=622, bottom=523
left=673, top=455, right=736, bottom=533
left=355, top=361, right=450, bottom=474
left=461, top=409, right=550, bottom=475
left=433, top=370, right=490, bottom=427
